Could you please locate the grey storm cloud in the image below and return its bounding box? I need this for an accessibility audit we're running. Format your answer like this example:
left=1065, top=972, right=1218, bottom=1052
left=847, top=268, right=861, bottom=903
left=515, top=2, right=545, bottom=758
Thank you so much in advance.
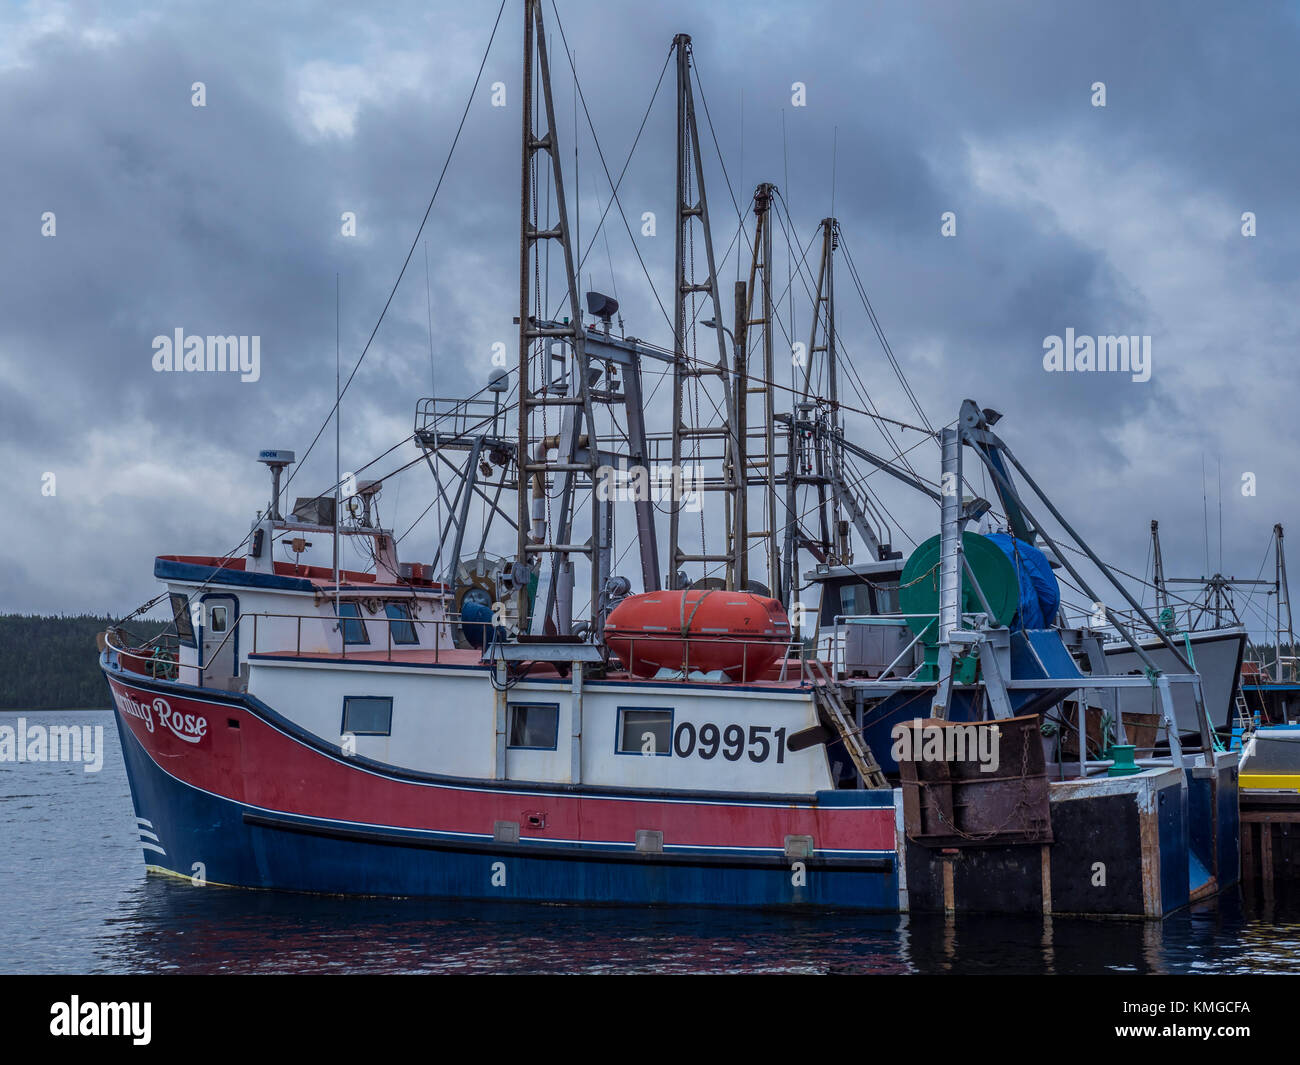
left=2, top=0, right=1298, bottom=640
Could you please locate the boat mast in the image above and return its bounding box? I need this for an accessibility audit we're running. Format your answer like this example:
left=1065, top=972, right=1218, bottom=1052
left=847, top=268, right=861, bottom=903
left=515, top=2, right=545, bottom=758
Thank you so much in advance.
left=516, top=0, right=600, bottom=635
left=807, top=216, right=840, bottom=570
left=668, top=33, right=742, bottom=591
left=780, top=217, right=893, bottom=610
left=740, top=183, right=780, bottom=595
left=1276, top=523, right=1294, bottom=681
left=1151, top=519, right=1169, bottom=623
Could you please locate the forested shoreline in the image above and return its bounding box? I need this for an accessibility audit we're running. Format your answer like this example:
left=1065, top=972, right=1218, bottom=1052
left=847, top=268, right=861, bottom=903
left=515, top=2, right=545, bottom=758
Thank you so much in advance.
left=0, top=615, right=170, bottom=709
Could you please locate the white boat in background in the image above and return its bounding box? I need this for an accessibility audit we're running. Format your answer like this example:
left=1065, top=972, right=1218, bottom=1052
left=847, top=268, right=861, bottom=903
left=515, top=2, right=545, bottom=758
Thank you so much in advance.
left=1104, top=626, right=1246, bottom=735
left=1102, top=520, right=1270, bottom=737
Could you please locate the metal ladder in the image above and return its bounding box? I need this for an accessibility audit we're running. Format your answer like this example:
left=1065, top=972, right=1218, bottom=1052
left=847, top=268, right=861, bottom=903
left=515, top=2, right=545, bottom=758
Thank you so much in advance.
left=1234, top=689, right=1252, bottom=732
left=1231, top=687, right=1256, bottom=752
left=808, top=658, right=889, bottom=789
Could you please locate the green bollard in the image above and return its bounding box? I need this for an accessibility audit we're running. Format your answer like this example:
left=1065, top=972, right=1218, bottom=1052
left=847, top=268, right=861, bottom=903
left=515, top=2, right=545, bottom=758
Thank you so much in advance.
left=1107, top=744, right=1140, bottom=777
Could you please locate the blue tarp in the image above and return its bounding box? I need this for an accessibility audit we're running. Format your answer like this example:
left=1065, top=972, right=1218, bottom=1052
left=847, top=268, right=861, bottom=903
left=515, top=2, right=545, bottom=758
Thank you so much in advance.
left=461, top=599, right=502, bottom=650
left=986, top=533, right=1060, bottom=629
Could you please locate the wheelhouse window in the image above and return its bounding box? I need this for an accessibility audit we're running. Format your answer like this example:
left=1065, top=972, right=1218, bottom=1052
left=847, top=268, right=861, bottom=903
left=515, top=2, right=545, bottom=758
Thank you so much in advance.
left=337, top=602, right=368, bottom=645
left=384, top=601, right=418, bottom=645
left=874, top=581, right=901, bottom=615
left=507, top=703, right=559, bottom=750
left=170, top=593, right=196, bottom=647
left=836, top=582, right=871, bottom=619
left=341, top=696, right=392, bottom=736
left=617, top=707, right=673, bottom=757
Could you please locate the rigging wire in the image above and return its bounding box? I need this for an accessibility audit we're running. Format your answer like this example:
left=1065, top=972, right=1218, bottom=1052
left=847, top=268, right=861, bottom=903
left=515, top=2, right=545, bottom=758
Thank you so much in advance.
left=594, top=171, right=619, bottom=303
left=569, top=48, right=673, bottom=284
left=282, top=0, right=508, bottom=501
left=769, top=192, right=927, bottom=487
left=690, top=58, right=753, bottom=261
left=837, top=228, right=936, bottom=437
left=781, top=109, right=795, bottom=376
left=548, top=3, right=674, bottom=333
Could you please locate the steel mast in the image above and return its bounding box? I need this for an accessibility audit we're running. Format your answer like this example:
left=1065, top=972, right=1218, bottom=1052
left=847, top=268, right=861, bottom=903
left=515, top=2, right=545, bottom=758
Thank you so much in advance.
left=781, top=216, right=892, bottom=611
left=516, top=0, right=601, bottom=634
left=788, top=216, right=845, bottom=605
left=1275, top=523, right=1294, bottom=681
left=740, top=183, right=780, bottom=595
left=1151, top=519, right=1170, bottom=622
left=667, top=33, right=742, bottom=591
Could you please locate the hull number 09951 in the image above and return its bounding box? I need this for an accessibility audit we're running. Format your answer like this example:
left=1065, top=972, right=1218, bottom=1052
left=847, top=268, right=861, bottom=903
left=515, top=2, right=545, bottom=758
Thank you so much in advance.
left=673, top=723, right=787, bottom=763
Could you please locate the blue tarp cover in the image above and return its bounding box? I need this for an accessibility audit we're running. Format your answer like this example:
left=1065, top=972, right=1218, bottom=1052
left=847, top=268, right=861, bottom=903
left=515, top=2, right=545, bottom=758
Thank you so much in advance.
left=986, top=533, right=1060, bottom=629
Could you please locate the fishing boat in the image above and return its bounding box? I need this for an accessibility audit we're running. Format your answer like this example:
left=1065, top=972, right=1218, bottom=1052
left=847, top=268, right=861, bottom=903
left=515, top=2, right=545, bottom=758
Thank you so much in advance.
left=1101, top=520, right=1248, bottom=739
left=1235, top=524, right=1299, bottom=735
left=98, top=1, right=1238, bottom=916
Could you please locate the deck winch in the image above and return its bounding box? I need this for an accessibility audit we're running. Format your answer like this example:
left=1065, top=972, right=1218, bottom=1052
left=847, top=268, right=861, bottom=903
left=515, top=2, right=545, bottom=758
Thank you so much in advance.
left=899, top=531, right=1059, bottom=682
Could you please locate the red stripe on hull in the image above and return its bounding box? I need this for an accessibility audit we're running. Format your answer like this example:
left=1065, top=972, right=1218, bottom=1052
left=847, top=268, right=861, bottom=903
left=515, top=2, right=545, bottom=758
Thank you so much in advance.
left=106, top=676, right=896, bottom=852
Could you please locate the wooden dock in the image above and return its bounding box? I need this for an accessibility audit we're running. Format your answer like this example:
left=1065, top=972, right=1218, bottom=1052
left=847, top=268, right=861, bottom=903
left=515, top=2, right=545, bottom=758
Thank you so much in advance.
left=1239, top=790, right=1300, bottom=895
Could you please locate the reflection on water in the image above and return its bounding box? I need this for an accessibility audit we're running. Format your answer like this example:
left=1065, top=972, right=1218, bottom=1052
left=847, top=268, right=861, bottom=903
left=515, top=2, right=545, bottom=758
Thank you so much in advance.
left=2, top=710, right=1298, bottom=975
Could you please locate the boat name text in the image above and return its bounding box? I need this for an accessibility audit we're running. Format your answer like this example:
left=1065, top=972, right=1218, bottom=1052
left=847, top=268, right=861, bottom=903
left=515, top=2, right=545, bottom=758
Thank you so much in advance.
left=113, top=689, right=208, bottom=744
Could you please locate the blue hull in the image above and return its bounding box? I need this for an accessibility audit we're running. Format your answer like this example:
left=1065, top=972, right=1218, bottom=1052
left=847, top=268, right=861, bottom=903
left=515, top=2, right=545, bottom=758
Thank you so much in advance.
left=114, top=709, right=902, bottom=911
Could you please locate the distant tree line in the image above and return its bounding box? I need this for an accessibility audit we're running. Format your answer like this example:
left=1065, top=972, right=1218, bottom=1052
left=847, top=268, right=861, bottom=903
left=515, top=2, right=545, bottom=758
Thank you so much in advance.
left=0, top=615, right=170, bottom=710
left=1248, top=643, right=1299, bottom=659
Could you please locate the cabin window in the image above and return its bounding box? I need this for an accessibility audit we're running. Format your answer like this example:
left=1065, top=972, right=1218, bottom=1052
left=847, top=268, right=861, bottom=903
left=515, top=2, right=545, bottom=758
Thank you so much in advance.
left=210, top=606, right=228, bottom=633
left=508, top=703, right=559, bottom=750
left=384, top=602, right=418, bottom=645
left=341, top=696, right=392, bottom=736
left=837, top=584, right=854, bottom=618
left=874, top=582, right=900, bottom=615
left=836, top=582, right=872, bottom=619
left=617, top=707, right=673, bottom=757
left=337, top=602, right=368, bottom=645
left=170, top=593, right=197, bottom=647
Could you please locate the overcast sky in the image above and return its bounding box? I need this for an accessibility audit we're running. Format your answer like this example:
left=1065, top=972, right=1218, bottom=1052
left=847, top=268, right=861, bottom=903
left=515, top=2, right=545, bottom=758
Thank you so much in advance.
left=3, top=0, right=1298, bottom=641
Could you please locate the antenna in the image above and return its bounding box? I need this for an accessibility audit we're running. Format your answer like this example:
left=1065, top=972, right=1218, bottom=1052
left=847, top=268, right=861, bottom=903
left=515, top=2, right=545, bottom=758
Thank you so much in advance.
left=736, top=88, right=743, bottom=284
left=257, top=450, right=295, bottom=520
left=424, top=241, right=436, bottom=396
left=1217, top=456, right=1223, bottom=573
left=1201, top=453, right=1210, bottom=573
left=573, top=45, right=579, bottom=276
left=334, top=273, right=341, bottom=628
left=830, top=125, right=838, bottom=217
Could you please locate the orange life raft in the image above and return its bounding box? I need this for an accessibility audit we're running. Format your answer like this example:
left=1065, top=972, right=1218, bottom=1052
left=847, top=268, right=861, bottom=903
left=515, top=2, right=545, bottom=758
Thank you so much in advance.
left=604, top=589, right=792, bottom=682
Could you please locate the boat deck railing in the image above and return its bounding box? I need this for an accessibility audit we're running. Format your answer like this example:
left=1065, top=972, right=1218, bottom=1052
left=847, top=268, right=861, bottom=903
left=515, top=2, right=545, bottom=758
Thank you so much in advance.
left=106, top=611, right=822, bottom=688
left=414, top=397, right=510, bottom=448
left=1244, top=655, right=1300, bottom=685
left=829, top=612, right=990, bottom=684
left=1097, top=603, right=1241, bottom=640
left=106, top=613, right=474, bottom=686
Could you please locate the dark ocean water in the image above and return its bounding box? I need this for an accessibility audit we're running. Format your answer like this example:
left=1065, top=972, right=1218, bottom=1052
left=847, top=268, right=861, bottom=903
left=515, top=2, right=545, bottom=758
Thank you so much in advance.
left=2, top=709, right=1298, bottom=975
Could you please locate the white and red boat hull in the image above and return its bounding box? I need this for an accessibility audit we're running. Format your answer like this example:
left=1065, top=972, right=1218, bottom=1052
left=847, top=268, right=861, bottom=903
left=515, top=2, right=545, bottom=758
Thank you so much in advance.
left=103, top=659, right=902, bottom=910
